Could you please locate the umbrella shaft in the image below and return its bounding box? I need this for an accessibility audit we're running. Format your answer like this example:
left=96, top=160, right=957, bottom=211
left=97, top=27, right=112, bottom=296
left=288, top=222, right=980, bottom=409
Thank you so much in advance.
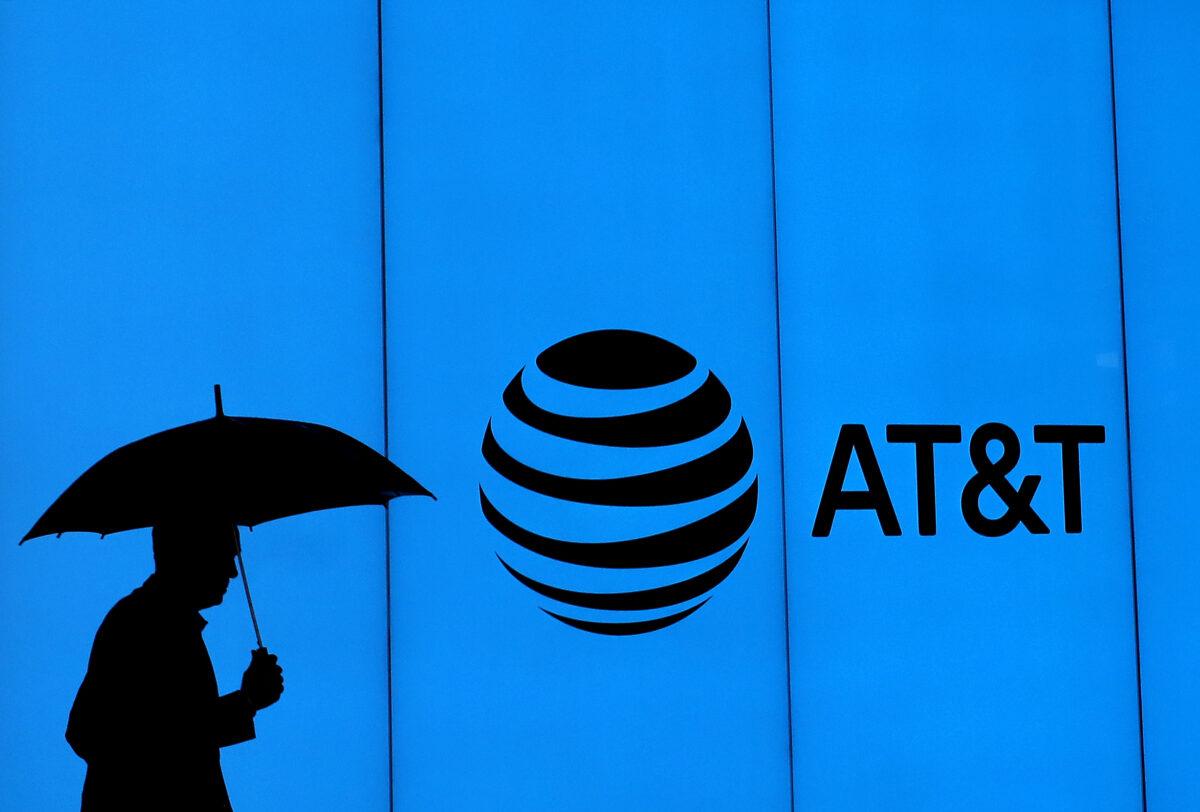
left=235, top=532, right=264, bottom=649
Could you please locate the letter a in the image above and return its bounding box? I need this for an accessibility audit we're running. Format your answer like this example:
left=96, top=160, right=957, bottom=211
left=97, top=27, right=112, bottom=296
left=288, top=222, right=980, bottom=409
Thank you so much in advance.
left=812, top=424, right=902, bottom=537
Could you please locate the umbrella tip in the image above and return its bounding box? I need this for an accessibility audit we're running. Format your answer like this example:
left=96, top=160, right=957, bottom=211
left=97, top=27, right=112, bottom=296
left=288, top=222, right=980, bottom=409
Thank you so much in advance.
left=214, top=384, right=224, bottom=417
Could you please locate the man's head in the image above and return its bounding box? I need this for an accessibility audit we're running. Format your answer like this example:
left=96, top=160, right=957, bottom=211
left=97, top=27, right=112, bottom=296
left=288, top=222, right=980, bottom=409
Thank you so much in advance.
left=151, top=519, right=239, bottom=610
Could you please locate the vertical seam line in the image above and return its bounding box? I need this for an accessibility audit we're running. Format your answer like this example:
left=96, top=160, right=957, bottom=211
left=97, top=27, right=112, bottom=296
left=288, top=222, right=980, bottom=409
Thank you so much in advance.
left=1106, top=2, right=1148, bottom=809
left=764, top=1, right=797, bottom=808
left=375, top=0, right=395, bottom=809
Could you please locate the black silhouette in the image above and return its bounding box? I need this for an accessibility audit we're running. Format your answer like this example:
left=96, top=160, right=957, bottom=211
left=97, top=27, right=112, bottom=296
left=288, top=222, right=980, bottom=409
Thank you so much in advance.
left=22, top=385, right=433, bottom=809
left=67, top=520, right=282, bottom=811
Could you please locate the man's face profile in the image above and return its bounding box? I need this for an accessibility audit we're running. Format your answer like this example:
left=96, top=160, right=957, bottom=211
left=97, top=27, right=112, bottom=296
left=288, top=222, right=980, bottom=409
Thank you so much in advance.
left=152, top=521, right=240, bottom=610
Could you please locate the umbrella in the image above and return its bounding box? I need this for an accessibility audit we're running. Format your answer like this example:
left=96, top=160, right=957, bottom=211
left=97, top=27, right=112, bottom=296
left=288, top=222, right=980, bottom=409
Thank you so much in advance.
left=22, top=384, right=433, bottom=646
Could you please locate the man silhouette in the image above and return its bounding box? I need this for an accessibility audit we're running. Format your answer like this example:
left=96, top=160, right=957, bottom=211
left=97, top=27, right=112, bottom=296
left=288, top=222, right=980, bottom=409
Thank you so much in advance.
left=66, top=520, right=284, bottom=811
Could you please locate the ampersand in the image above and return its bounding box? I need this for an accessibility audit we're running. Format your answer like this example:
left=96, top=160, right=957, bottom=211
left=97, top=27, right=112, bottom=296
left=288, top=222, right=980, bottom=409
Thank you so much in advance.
left=960, top=423, right=1049, bottom=536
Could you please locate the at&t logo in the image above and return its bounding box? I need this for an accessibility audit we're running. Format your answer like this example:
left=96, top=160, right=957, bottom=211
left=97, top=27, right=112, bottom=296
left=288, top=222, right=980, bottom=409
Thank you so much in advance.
left=479, top=330, right=756, bottom=636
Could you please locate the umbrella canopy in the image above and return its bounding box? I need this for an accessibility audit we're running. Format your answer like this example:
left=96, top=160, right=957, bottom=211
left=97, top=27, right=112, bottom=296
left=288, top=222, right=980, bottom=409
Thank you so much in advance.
left=22, top=385, right=433, bottom=542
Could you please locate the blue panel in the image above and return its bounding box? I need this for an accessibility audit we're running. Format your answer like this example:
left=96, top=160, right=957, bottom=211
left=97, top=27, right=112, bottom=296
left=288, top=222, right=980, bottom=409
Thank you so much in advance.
left=1112, top=2, right=1200, bottom=807
left=771, top=3, right=1143, bottom=808
left=382, top=2, right=791, bottom=808
left=0, top=4, right=387, bottom=809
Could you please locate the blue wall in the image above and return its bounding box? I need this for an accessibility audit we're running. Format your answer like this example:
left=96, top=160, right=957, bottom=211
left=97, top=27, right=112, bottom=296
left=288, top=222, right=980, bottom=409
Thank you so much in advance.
left=1113, top=1, right=1200, bottom=808
left=380, top=2, right=790, bottom=808
left=771, top=3, right=1142, bottom=808
left=1, top=1, right=1194, bottom=809
left=0, top=3, right=390, bottom=810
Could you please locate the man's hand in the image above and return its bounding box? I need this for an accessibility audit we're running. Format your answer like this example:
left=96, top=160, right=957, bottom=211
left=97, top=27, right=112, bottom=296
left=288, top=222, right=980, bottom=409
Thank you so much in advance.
left=240, top=648, right=284, bottom=712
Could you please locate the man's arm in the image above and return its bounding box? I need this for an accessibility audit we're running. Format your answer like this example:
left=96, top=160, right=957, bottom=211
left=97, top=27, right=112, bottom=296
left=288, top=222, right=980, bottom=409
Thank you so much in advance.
left=213, top=690, right=257, bottom=748
left=213, top=648, right=283, bottom=748
left=65, top=607, right=165, bottom=763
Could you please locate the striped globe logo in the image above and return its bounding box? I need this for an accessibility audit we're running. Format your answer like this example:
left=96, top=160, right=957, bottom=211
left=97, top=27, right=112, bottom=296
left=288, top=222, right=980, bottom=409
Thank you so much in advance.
left=479, top=329, right=757, bottom=635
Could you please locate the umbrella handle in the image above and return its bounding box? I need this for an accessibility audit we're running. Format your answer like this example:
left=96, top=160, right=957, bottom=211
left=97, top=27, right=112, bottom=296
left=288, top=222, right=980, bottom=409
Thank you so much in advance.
left=233, top=526, right=264, bottom=649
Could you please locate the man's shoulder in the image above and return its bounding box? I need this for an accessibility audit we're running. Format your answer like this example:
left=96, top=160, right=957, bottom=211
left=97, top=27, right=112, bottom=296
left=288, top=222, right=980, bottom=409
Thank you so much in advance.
left=94, top=581, right=164, bottom=643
